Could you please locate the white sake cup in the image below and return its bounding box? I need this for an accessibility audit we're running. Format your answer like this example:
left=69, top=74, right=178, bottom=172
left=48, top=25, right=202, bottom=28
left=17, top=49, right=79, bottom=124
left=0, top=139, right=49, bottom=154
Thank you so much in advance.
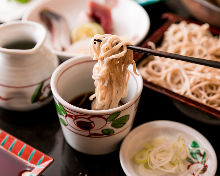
left=51, top=56, right=143, bottom=155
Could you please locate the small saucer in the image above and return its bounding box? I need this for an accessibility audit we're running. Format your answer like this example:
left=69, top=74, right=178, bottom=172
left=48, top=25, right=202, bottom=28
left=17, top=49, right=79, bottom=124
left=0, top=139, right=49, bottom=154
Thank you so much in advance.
left=120, top=120, right=217, bottom=176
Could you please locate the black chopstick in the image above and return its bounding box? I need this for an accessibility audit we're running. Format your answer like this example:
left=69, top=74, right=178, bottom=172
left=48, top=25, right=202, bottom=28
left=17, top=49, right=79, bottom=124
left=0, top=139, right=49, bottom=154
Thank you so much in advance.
left=127, top=45, right=220, bottom=69
left=94, top=39, right=220, bottom=69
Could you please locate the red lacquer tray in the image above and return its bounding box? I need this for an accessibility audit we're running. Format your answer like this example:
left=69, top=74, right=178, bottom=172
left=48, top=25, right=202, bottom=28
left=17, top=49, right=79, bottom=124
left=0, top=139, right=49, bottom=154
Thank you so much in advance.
left=0, top=129, right=53, bottom=176
left=135, top=13, right=220, bottom=119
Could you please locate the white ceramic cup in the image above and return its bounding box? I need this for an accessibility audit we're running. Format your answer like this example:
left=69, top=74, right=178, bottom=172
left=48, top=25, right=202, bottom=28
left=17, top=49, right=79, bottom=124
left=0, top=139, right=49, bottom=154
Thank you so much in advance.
left=51, top=56, right=143, bottom=155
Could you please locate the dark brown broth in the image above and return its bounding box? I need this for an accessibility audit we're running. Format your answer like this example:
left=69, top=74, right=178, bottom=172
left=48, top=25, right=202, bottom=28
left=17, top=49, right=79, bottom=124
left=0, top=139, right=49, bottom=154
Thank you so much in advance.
left=70, top=91, right=94, bottom=110
left=70, top=91, right=124, bottom=110
left=3, top=40, right=36, bottom=50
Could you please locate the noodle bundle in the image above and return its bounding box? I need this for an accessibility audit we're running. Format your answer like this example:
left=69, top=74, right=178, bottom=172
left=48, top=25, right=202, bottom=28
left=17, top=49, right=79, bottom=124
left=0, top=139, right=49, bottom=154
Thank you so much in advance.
left=139, top=21, right=220, bottom=110
left=89, top=34, right=137, bottom=110
left=134, top=135, right=188, bottom=175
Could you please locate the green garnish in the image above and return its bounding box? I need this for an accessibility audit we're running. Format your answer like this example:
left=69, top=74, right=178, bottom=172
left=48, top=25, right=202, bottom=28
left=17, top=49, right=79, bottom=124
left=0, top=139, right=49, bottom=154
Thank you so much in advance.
left=16, top=0, right=29, bottom=3
left=9, top=0, right=30, bottom=4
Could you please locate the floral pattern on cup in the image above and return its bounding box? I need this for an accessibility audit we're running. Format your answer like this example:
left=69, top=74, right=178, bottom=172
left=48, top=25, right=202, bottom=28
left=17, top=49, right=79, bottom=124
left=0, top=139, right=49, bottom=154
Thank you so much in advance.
left=31, top=80, right=52, bottom=103
left=55, top=100, right=131, bottom=138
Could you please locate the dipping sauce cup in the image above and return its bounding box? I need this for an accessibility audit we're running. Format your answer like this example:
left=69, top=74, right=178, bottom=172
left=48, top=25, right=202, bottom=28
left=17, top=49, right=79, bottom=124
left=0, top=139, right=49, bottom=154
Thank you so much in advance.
left=51, top=56, right=143, bottom=155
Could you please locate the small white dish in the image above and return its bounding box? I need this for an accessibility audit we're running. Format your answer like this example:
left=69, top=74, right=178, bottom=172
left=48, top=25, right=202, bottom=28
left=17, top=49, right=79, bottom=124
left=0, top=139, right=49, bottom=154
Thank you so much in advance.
left=120, top=120, right=217, bottom=176
left=23, top=0, right=150, bottom=59
left=0, top=0, right=40, bottom=22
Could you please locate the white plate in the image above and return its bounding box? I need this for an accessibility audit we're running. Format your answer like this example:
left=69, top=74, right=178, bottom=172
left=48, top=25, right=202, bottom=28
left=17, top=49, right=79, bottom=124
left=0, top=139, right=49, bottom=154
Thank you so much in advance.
left=0, top=0, right=40, bottom=22
left=23, top=0, right=150, bottom=59
left=120, top=120, right=217, bottom=176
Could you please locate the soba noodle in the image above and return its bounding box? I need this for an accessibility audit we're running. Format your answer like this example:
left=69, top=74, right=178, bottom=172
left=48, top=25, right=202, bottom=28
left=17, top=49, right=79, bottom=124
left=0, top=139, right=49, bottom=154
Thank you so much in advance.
left=138, top=21, right=220, bottom=110
left=89, top=34, right=137, bottom=110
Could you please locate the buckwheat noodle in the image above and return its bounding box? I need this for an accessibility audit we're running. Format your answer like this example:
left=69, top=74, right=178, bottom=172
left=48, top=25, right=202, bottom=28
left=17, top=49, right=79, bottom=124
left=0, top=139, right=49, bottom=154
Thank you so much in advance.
left=89, top=34, right=137, bottom=110
left=139, top=21, right=220, bottom=110
left=134, top=135, right=188, bottom=175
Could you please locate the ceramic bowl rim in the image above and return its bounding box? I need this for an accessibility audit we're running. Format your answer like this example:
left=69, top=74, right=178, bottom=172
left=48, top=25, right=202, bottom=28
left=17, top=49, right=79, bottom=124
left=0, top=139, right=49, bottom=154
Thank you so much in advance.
left=50, top=55, right=143, bottom=115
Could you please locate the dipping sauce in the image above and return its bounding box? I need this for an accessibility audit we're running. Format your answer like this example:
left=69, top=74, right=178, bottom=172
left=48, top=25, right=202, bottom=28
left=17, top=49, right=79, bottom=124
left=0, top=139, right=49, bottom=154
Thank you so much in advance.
left=3, top=40, right=36, bottom=50
left=70, top=91, right=94, bottom=110
left=0, top=148, right=34, bottom=176
left=70, top=91, right=124, bottom=110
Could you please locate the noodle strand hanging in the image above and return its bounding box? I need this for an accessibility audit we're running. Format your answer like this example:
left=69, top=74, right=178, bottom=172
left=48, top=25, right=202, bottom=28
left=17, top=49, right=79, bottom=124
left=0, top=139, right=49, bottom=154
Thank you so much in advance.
left=90, top=34, right=137, bottom=110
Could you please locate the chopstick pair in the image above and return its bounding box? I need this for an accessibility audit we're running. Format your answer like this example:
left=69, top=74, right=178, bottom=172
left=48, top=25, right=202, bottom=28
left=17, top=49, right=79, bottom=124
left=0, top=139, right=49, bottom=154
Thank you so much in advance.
left=94, top=39, right=220, bottom=69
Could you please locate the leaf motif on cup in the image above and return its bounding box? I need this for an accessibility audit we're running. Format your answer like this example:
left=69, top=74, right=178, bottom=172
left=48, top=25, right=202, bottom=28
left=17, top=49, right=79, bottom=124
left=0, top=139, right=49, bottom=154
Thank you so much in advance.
left=111, top=115, right=129, bottom=128
left=107, top=112, right=120, bottom=122
left=54, top=101, right=67, bottom=116
left=31, top=81, right=44, bottom=103
left=54, top=101, right=62, bottom=115
left=102, top=129, right=115, bottom=135
left=60, top=118, right=67, bottom=126
left=59, top=104, right=67, bottom=115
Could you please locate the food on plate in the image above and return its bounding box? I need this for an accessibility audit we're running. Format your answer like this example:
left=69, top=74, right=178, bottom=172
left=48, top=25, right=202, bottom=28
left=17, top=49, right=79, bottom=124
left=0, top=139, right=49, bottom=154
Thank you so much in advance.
left=139, top=21, right=220, bottom=111
left=71, top=22, right=104, bottom=42
left=40, top=9, right=71, bottom=51
left=65, top=38, right=91, bottom=55
left=134, top=135, right=187, bottom=174
left=88, top=0, right=112, bottom=34
left=99, top=0, right=118, bottom=8
left=89, top=34, right=137, bottom=110
left=39, top=0, right=113, bottom=53
left=133, top=135, right=208, bottom=176
left=11, top=0, right=30, bottom=3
